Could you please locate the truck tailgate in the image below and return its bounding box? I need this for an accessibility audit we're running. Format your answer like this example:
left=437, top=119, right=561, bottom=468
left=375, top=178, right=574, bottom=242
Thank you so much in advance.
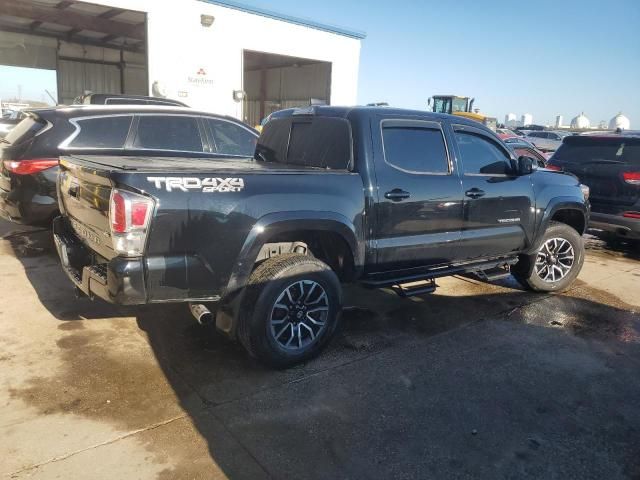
left=58, top=159, right=116, bottom=260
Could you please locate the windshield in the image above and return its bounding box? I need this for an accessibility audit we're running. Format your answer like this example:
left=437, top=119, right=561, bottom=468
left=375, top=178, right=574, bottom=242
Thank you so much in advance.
left=432, top=97, right=451, bottom=114
left=451, top=97, right=468, bottom=113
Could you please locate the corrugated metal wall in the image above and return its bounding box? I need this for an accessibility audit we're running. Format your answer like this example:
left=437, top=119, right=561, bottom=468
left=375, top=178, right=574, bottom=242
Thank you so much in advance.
left=0, top=31, right=147, bottom=106
left=58, top=59, right=121, bottom=104
left=244, top=62, right=331, bottom=126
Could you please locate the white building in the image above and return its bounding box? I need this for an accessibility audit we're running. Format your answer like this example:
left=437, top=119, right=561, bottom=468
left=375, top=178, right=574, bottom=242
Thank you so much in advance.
left=571, top=112, right=590, bottom=129
left=555, top=115, right=563, bottom=128
left=0, top=0, right=364, bottom=125
left=521, top=113, right=533, bottom=126
left=504, top=113, right=517, bottom=127
left=609, top=112, right=630, bottom=130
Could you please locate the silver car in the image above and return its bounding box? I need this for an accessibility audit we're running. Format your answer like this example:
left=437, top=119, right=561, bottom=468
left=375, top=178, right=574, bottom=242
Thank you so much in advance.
left=524, top=131, right=573, bottom=152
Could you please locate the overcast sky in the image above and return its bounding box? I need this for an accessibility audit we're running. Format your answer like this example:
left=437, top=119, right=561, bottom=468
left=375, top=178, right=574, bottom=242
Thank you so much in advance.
left=242, top=0, right=640, bottom=126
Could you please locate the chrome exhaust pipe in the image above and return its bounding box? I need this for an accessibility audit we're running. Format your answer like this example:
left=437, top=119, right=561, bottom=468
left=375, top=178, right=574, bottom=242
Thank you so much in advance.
left=189, top=303, right=214, bottom=326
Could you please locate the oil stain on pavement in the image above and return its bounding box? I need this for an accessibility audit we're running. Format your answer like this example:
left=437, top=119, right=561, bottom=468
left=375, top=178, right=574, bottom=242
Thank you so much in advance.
left=3, top=223, right=640, bottom=479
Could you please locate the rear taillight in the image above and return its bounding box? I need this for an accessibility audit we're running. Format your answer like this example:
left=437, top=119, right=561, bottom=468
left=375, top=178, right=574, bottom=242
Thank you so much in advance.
left=109, top=189, right=154, bottom=256
left=545, top=164, right=562, bottom=171
left=3, top=158, right=58, bottom=175
left=623, top=212, right=640, bottom=219
left=622, top=172, right=640, bottom=185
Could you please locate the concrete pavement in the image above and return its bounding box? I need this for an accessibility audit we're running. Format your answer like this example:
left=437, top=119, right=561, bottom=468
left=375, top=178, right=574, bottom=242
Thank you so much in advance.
left=1, top=220, right=638, bottom=479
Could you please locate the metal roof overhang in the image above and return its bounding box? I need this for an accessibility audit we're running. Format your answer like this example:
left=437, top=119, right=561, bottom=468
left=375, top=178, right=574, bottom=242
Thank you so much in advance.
left=199, top=0, right=366, bottom=39
left=0, top=0, right=146, bottom=53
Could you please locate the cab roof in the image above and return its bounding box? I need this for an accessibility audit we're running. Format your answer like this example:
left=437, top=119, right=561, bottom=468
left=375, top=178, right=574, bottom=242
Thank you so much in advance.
left=270, top=105, right=491, bottom=130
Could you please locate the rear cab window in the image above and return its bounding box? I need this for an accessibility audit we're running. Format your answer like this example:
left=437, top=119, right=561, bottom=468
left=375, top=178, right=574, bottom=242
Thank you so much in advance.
left=256, top=116, right=352, bottom=169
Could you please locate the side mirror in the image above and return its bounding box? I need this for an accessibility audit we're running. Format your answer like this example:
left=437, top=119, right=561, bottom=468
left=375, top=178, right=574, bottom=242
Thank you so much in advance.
left=517, top=156, right=534, bottom=175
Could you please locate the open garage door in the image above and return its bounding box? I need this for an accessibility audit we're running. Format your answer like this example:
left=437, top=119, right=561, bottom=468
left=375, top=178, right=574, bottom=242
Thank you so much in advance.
left=0, top=0, right=148, bottom=107
left=243, top=50, right=331, bottom=127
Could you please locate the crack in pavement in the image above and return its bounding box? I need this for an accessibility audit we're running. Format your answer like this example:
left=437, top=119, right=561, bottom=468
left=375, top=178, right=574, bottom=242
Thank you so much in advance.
left=5, top=414, right=188, bottom=478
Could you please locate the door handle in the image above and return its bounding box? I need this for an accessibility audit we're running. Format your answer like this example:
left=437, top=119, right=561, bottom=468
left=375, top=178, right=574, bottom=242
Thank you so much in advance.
left=465, top=188, right=485, bottom=199
left=384, top=189, right=411, bottom=201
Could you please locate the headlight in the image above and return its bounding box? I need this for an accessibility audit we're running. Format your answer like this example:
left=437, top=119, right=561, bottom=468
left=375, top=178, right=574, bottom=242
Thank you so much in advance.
left=580, top=184, right=590, bottom=201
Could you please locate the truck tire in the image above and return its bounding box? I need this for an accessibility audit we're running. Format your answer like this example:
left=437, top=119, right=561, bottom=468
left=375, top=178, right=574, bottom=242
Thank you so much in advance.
left=512, top=221, right=584, bottom=292
left=238, top=254, right=342, bottom=368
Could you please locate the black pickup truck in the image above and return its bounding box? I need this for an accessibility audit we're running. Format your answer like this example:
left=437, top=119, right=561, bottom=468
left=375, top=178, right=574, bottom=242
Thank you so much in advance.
left=53, top=106, right=589, bottom=367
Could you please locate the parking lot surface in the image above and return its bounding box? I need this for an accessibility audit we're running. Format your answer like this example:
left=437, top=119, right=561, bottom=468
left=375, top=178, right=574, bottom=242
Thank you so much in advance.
left=1, top=219, right=639, bottom=479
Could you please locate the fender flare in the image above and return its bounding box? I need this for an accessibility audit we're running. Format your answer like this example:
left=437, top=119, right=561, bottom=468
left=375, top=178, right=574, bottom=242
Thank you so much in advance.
left=215, top=211, right=362, bottom=337
left=527, top=197, right=589, bottom=254
left=224, top=211, right=363, bottom=297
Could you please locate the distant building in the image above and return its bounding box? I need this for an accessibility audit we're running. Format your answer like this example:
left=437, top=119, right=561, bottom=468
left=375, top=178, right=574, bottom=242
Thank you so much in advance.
left=555, top=115, right=563, bottom=128
left=571, top=112, right=590, bottom=129
left=504, top=113, right=519, bottom=128
left=521, top=113, right=533, bottom=126
left=609, top=112, right=630, bottom=130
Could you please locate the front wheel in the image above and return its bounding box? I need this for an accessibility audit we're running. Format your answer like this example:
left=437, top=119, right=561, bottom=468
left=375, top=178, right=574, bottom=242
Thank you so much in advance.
left=238, top=254, right=342, bottom=368
left=512, top=221, right=585, bottom=292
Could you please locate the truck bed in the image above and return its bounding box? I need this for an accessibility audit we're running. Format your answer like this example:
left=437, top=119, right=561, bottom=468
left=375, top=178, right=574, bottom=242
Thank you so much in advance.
left=56, top=153, right=364, bottom=305
left=62, top=154, right=335, bottom=173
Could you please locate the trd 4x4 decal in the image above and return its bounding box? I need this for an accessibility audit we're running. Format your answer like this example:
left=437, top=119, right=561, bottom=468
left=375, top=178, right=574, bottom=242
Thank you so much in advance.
left=147, top=177, right=245, bottom=193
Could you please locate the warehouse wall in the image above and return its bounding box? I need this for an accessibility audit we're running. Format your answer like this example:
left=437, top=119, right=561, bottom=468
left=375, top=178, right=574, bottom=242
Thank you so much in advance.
left=0, top=30, right=146, bottom=104
left=91, top=0, right=361, bottom=118
left=0, top=31, right=57, bottom=69
left=244, top=63, right=331, bottom=101
left=244, top=62, right=331, bottom=125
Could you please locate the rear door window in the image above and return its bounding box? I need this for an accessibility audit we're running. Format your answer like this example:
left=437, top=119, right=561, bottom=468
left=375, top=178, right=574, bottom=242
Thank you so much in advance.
left=382, top=124, right=449, bottom=173
left=132, top=115, right=203, bottom=152
left=205, top=119, right=256, bottom=156
left=67, top=115, right=133, bottom=148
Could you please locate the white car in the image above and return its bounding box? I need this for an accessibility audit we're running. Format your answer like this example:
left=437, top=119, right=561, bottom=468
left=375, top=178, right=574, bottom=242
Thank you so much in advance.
left=524, top=131, right=573, bottom=152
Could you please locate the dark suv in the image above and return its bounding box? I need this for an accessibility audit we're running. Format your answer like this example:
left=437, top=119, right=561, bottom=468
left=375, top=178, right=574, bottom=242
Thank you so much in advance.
left=0, top=105, right=258, bottom=225
left=72, top=93, right=188, bottom=107
left=547, top=133, right=640, bottom=241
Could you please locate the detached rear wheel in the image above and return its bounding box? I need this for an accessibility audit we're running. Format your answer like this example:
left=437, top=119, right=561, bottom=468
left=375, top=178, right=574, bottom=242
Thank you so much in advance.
left=513, top=221, right=585, bottom=292
left=238, top=254, right=342, bottom=368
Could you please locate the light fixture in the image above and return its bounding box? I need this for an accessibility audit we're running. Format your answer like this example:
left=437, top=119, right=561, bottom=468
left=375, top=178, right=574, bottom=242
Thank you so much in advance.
left=201, top=14, right=215, bottom=27
left=233, top=90, right=246, bottom=102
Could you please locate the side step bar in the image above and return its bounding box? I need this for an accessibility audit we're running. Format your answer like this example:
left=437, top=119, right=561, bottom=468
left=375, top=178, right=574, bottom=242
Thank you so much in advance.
left=362, top=257, right=518, bottom=290
left=391, top=279, right=437, bottom=298
left=469, top=265, right=512, bottom=282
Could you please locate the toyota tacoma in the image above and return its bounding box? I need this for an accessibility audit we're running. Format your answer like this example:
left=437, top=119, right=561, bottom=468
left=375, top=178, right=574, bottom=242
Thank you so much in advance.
left=53, top=106, right=590, bottom=367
